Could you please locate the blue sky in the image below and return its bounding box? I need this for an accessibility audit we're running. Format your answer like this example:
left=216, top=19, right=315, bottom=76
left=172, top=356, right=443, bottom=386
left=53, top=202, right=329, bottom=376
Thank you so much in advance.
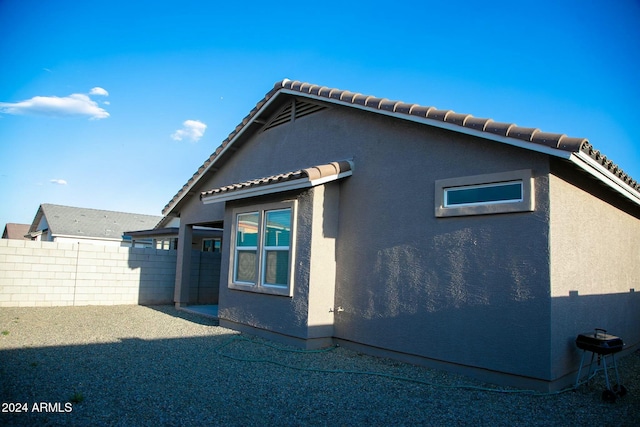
left=1, top=0, right=639, bottom=228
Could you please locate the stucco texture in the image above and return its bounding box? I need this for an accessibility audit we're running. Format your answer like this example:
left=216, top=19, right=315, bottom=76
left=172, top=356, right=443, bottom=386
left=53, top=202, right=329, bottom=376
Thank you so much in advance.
left=171, top=100, right=639, bottom=388
left=549, top=166, right=640, bottom=381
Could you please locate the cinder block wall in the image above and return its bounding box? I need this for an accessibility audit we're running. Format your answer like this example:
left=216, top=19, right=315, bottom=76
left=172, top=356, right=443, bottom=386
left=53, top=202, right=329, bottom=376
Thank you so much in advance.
left=0, top=239, right=176, bottom=307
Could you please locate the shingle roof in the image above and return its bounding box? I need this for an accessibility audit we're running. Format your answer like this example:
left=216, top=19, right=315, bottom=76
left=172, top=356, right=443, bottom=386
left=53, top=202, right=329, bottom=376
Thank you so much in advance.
left=29, top=204, right=163, bottom=240
left=2, top=223, right=30, bottom=240
left=162, top=79, right=639, bottom=216
left=200, top=160, right=353, bottom=202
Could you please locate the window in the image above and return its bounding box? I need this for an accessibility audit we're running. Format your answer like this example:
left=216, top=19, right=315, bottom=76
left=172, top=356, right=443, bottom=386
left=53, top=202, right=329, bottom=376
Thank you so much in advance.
left=435, top=170, right=534, bottom=217
left=444, top=181, right=523, bottom=207
left=202, top=238, right=222, bottom=252
left=230, top=202, right=295, bottom=295
left=262, top=209, right=291, bottom=286
left=156, top=238, right=177, bottom=250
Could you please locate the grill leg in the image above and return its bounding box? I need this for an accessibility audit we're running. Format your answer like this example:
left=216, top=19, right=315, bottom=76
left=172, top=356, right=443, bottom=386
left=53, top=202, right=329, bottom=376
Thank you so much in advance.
left=586, top=352, right=596, bottom=384
left=602, top=355, right=612, bottom=391
left=575, top=350, right=587, bottom=388
left=612, top=355, right=620, bottom=385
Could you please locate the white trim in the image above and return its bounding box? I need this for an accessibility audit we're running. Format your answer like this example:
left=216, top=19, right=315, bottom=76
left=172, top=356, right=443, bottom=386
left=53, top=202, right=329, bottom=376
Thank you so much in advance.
left=570, top=151, right=640, bottom=206
left=229, top=201, right=297, bottom=297
left=51, top=234, right=123, bottom=242
left=309, top=170, right=354, bottom=186
left=203, top=179, right=312, bottom=204
left=201, top=168, right=352, bottom=204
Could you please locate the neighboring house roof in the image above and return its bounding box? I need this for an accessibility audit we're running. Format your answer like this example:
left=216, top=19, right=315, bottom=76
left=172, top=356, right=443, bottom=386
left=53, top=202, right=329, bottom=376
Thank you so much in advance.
left=28, top=204, right=163, bottom=241
left=200, top=160, right=353, bottom=204
left=162, top=79, right=640, bottom=217
left=2, top=223, right=30, bottom=240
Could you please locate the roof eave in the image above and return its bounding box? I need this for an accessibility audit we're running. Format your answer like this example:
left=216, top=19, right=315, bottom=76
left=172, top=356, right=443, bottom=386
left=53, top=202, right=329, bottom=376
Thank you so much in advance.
left=163, top=80, right=638, bottom=214
left=162, top=93, right=286, bottom=216
left=569, top=151, right=640, bottom=206
left=279, top=88, right=576, bottom=160
left=51, top=234, right=124, bottom=242
left=201, top=166, right=353, bottom=205
left=162, top=88, right=574, bottom=216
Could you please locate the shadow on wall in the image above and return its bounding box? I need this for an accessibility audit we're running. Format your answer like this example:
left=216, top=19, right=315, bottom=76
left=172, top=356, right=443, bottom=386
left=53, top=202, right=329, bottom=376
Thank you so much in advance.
left=551, top=290, right=640, bottom=378
left=126, top=248, right=177, bottom=305
left=128, top=248, right=221, bottom=306
left=189, top=251, right=221, bottom=305
left=332, top=240, right=638, bottom=387
left=331, top=288, right=640, bottom=391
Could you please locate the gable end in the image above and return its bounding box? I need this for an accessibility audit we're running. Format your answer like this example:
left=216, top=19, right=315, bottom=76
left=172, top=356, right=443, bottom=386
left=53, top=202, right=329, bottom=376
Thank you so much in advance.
left=262, top=99, right=327, bottom=132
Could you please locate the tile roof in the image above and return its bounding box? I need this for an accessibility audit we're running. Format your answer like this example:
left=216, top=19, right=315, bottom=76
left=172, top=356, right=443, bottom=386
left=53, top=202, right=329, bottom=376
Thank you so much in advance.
left=200, top=161, right=353, bottom=202
left=29, top=204, right=163, bottom=240
left=202, top=170, right=305, bottom=199
left=162, top=79, right=639, bottom=215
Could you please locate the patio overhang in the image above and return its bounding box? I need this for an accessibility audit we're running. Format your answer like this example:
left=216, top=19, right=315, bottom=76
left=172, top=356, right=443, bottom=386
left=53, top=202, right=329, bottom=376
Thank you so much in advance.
left=124, top=227, right=222, bottom=239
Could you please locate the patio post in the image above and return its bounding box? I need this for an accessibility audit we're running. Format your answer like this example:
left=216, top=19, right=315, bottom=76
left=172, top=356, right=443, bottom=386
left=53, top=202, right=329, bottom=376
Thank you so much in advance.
left=174, top=223, right=193, bottom=307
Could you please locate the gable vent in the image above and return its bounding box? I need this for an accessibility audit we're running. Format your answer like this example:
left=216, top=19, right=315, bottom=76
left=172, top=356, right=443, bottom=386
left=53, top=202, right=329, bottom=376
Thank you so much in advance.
left=263, top=99, right=326, bottom=132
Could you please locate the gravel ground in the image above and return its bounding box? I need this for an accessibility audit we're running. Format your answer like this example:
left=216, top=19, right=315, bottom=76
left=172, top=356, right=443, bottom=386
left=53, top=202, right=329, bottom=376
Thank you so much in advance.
left=0, top=305, right=638, bottom=426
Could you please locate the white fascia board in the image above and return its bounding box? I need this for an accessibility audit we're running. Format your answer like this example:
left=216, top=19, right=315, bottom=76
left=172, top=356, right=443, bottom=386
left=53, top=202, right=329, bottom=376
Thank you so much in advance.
left=570, top=152, right=640, bottom=206
left=201, top=171, right=351, bottom=205
left=52, top=234, right=123, bottom=242
left=280, top=89, right=574, bottom=160
left=202, top=179, right=313, bottom=204
left=308, top=169, right=353, bottom=186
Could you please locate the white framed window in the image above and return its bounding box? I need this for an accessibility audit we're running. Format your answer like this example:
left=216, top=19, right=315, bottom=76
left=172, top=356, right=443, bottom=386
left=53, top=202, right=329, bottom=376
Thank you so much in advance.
left=435, top=170, right=534, bottom=217
left=230, top=201, right=295, bottom=296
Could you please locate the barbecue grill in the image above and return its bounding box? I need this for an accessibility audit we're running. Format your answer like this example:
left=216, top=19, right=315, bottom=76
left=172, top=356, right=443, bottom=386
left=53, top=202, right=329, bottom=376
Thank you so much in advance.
left=574, top=328, right=626, bottom=402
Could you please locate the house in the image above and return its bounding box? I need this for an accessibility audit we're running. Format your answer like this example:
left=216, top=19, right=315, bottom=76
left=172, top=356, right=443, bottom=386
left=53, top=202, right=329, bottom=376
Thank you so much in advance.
left=28, top=204, right=162, bottom=247
left=160, top=79, right=640, bottom=391
left=2, top=223, right=30, bottom=240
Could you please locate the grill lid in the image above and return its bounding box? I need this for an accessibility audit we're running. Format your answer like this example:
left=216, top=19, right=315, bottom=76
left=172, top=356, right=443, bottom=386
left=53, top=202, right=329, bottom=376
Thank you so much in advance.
left=576, top=328, right=624, bottom=355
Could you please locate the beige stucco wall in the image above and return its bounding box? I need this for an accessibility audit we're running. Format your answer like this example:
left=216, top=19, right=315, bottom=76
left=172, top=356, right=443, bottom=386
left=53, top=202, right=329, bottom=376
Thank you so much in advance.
left=549, top=173, right=640, bottom=297
left=306, top=183, right=339, bottom=339
left=549, top=168, right=640, bottom=382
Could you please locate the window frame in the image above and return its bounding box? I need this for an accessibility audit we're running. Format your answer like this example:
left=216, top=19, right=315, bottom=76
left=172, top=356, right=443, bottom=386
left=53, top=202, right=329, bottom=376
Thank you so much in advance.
left=229, top=201, right=296, bottom=296
left=435, top=169, right=534, bottom=217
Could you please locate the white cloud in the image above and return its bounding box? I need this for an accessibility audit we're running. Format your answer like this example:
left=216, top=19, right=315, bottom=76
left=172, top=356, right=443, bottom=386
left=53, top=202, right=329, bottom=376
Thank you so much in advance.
left=171, top=120, right=207, bottom=142
left=50, top=179, right=68, bottom=185
left=89, top=87, right=109, bottom=96
left=0, top=89, right=110, bottom=120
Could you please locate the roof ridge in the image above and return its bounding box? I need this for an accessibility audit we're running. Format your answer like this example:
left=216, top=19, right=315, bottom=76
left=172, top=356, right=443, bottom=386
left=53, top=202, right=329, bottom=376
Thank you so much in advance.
left=278, top=79, right=591, bottom=149
left=161, top=79, right=638, bottom=215
left=42, top=203, right=161, bottom=219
